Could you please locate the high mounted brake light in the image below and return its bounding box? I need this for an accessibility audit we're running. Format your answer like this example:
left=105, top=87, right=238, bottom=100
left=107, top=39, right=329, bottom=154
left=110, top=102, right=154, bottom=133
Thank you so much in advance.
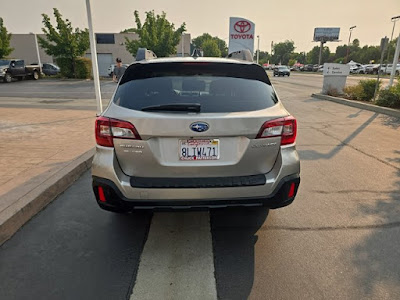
left=256, top=116, right=297, bottom=146
left=95, top=117, right=141, bottom=147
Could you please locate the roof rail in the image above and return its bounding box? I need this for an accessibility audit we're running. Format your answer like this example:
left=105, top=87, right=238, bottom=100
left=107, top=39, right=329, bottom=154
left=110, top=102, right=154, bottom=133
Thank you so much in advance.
left=227, top=49, right=253, bottom=62
left=136, top=48, right=157, bottom=61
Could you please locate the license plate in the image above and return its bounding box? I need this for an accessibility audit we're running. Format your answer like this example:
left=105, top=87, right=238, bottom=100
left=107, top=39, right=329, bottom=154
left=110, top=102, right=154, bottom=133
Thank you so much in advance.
left=179, top=139, right=220, bottom=160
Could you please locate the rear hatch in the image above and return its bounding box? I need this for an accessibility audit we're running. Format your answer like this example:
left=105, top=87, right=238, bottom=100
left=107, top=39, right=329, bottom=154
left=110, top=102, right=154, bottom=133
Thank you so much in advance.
left=100, top=61, right=291, bottom=178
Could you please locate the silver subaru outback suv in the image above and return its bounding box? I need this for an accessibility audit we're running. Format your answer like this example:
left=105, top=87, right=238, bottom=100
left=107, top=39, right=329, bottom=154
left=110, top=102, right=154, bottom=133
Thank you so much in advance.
left=92, top=55, right=300, bottom=212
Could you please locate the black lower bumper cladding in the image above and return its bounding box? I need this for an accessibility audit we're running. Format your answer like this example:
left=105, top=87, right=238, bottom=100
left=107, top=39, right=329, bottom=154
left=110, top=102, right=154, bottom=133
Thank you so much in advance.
left=92, top=174, right=300, bottom=211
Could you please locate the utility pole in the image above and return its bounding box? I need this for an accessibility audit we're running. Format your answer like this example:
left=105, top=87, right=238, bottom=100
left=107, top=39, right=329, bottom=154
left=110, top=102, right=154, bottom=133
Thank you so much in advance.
left=345, top=26, right=356, bottom=63
left=374, top=37, right=389, bottom=100
left=388, top=32, right=400, bottom=87
left=85, top=0, right=102, bottom=114
left=31, top=33, right=42, bottom=72
left=256, top=35, right=260, bottom=64
left=385, top=16, right=400, bottom=71
left=271, top=41, right=273, bottom=56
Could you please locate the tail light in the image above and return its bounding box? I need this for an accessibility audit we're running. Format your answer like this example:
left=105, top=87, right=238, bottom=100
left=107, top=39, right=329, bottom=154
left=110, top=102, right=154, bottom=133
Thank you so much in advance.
left=256, top=116, right=297, bottom=146
left=95, top=116, right=141, bottom=147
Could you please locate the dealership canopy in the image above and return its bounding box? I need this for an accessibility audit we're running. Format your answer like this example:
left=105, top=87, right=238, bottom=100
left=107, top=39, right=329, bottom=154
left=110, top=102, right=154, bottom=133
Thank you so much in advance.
left=228, top=17, right=255, bottom=55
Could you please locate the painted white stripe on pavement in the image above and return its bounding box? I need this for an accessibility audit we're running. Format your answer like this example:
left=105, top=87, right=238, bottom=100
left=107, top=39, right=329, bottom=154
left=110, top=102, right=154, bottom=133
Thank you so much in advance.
left=130, top=212, right=217, bottom=300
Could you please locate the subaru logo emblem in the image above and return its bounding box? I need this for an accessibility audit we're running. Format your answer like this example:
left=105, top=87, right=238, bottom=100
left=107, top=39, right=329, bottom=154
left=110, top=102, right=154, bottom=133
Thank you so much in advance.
left=190, top=122, right=209, bottom=132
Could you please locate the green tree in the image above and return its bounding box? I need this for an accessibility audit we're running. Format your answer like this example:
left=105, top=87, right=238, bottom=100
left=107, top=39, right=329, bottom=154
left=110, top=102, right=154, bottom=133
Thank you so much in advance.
left=306, top=45, right=330, bottom=64
left=335, top=45, right=348, bottom=59
left=202, top=39, right=221, bottom=57
left=0, top=18, right=13, bottom=58
left=38, top=8, right=89, bottom=78
left=256, top=51, right=271, bottom=65
left=192, top=33, right=227, bottom=57
left=124, top=10, right=186, bottom=57
left=290, top=52, right=306, bottom=64
left=271, top=40, right=295, bottom=65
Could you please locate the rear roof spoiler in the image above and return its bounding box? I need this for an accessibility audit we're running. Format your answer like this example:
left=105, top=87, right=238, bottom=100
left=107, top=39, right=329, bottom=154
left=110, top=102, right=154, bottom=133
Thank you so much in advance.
left=136, top=48, right=157, bottom=61
left=227, top=49, right=253, bottom=63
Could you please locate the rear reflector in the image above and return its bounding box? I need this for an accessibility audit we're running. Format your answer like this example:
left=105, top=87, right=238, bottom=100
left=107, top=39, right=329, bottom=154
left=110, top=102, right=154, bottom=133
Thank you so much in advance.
left=256, top=116, right=297, bottom=146
left=95, top=117, right=141, bottom=147
left=288, top=182, right=295, bottom=198
left=98, top=186, right=106, bottom=202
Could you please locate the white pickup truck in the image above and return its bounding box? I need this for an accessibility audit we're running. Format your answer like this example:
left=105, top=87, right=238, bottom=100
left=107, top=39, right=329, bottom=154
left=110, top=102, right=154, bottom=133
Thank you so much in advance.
left=381, top=64, right=400, bottom=75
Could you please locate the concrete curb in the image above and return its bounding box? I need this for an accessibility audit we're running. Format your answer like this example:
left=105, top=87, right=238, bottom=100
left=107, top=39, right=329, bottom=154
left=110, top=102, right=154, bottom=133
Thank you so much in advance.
left=0, top=149, right=94, bottom=245
left=311, top=93, right=400, bottom=119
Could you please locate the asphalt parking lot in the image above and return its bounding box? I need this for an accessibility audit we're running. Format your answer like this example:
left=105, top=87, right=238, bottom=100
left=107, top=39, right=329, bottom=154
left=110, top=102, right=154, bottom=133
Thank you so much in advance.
left=0, top=78, right=116, bottom=99
left=0, top=74, right=399, bottom=299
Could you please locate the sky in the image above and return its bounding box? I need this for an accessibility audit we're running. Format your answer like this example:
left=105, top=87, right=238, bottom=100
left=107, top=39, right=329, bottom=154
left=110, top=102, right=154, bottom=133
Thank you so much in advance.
left=1, top=0, right=399, bottom=53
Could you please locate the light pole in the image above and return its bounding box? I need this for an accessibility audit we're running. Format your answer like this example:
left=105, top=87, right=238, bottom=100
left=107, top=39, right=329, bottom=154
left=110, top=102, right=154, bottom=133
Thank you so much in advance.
left=30, top=33, right=42, bottom=71
left=386, top=15, right=400, bottom=67
left=181, top=33, right=185, bottom=57
left=345, top=26, right=356, bottom=63
left=256, top=35, right=260, bottom=64
left=85, top=0, right=102, bottom=114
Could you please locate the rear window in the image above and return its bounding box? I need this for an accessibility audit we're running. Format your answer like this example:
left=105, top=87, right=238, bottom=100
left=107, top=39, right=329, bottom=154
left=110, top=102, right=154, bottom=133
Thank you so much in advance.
left=113, top=62, right=278, bottom=113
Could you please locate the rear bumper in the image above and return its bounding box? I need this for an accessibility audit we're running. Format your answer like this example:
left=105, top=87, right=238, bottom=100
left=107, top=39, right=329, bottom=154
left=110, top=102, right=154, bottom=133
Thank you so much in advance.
left=92, top=173, right=300, bottom=210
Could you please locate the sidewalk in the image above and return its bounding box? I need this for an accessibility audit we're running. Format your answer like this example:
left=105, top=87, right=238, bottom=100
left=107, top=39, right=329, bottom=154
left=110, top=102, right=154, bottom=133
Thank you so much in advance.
left=0, top=103, right=96, bottom=243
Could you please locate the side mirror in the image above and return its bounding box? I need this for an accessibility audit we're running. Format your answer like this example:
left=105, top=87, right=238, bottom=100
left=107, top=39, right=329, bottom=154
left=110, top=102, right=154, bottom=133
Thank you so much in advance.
left=11, top=63, right=15, bottom=67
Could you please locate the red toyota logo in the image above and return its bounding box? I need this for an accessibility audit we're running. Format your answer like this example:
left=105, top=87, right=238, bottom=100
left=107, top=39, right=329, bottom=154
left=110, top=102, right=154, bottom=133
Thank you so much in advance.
left=234, top=20, right=251, bottom=33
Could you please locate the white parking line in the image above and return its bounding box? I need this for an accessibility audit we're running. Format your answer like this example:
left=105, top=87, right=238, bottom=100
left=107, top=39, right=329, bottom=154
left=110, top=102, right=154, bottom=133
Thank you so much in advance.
left=130, top=212, right=217, bottom=300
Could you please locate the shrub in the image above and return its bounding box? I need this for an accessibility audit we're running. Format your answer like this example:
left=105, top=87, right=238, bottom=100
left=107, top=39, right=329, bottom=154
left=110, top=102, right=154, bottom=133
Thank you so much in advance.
left=54, top=57, right=92, bottom=79
left=375, top=83, right=400, bottom=109
left=359, top=79, right=379, bottom=101
left=55, top=57, right=74, bottom=78
left=75, top=57, right=92, bottom=79
left=343, top=84, right=364, bottom=100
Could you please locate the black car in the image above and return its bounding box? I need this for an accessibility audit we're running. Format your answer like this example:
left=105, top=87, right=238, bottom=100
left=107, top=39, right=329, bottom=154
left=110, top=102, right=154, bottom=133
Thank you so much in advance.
left=273, top=66, right=290, bottom=77
left=302, top=64, right=314, bottom=72
left=42, top=63, right=60, bottom=76
left=0, top=59, right=41, bottom=83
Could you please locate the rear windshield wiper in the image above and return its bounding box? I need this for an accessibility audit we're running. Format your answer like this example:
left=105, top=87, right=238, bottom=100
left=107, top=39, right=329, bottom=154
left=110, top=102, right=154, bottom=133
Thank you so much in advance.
left=141, top=103, right=201, bottom=112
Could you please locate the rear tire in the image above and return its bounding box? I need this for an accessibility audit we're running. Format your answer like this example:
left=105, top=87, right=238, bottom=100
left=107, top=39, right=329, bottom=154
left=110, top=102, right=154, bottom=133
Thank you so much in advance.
left=32, top=71, right=39, bottom=80
left=4, top=73, right=12, bottom=83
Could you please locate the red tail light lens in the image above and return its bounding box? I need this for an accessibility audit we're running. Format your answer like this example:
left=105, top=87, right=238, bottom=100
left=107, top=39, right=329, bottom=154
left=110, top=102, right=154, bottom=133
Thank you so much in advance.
left=288, top=182, right=296, bottom=198
left=256, top=116, right=297, bottom=146
left=95, top=116, right=141, bottom=147
left=98, top=186, right=106, bottom=202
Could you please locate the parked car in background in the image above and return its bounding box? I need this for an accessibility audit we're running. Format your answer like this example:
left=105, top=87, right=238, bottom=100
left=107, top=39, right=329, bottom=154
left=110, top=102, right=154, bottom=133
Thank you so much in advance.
left=273, top=66, right=290, bottom=76
left=108, top=64, right=130, bottom=77
left=262, top=63, right=273, bottom=70
left=301, top=64, right=314, bottom=72
left=381, top=64, right=400, bottom=75
left=365, top=64, right=381, bottom=75
left=0, top=59, right=41, bottom=83
left=317, top=65, right=324, bottom=72
left=42, top=63, right=60, bottom=76
left=312, top=64, right=319, bottom=72
left=355, top=65, right=366, bottom=74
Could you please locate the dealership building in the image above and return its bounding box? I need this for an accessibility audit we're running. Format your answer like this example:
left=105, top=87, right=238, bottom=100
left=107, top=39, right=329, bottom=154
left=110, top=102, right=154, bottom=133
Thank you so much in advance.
left=8, top=33, right=191, bottom=76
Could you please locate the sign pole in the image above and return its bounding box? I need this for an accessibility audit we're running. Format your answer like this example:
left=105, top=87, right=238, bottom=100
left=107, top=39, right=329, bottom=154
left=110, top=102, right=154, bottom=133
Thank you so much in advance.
left=318, top=41, right=323, bottom=66
left=85, top=0, right=102, bottom=115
